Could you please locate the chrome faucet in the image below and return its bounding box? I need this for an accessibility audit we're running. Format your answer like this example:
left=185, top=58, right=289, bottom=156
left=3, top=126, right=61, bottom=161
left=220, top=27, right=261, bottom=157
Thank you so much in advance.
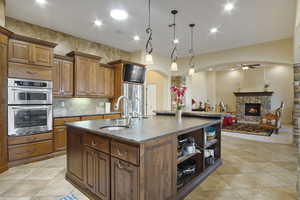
left=114, top=96, right=132, bottom=127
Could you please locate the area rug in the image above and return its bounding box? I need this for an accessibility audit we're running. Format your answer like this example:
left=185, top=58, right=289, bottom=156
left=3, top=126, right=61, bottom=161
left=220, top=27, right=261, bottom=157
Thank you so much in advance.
left=222, top=123, right=273, bottom=136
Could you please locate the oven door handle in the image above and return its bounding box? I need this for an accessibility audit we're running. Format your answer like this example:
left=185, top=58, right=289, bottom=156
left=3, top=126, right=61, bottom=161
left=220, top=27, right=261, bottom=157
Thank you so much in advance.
left=10, top=106, right=52, bottom=110
left=10, top=88, right=51, bottom=93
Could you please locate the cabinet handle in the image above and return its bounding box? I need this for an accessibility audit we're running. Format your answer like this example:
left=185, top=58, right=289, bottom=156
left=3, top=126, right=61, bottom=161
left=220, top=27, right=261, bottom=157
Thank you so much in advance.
left=117, top=148, right=127, bottom=157
left=117, top=160, right=124, bottom=169
left=26, top=71, right=37, bottom=75
left=91, top=140, right=97, bottom=146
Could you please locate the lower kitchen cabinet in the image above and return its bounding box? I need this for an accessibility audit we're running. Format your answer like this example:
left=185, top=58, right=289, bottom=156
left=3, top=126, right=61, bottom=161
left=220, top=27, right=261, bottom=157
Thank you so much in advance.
left=54, top=126, right=67, bottom=151
left=83, top=146, right=110, bottom=200
left=111, top=157, right=139, bottom=200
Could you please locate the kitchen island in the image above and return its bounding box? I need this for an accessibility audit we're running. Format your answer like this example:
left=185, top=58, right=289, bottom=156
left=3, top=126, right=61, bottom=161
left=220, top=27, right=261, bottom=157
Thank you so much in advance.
left=65, top=115, right=222, bottom=200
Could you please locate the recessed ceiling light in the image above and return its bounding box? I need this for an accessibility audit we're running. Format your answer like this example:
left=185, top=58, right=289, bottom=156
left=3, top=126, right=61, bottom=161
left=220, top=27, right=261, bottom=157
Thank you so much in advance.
left=242, top=66, right=249, bottom=70
left=209, top=68, right=213, bottom=71
left=224, top=2, right=235, bottom=12
left=173, top=38, right=179, bottom=44
left=210, top=27, right=219, bottom=34
left=230, top=68, right=235, bottom=71
left=110, top=9, right=128, bottom=21
left=36, top=0, right=47, bottom=5
left=94, top=20, right=103, bottom=26
left=133, top=35, right=140, bottom=41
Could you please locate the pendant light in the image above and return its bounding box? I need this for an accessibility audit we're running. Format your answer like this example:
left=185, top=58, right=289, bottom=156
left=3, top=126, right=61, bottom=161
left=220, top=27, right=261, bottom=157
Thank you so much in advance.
left=145, top=0, right=154, bottom=65
left=169, top=10, right=178, bottom=71
left=188, top=24, right=196, bottom=76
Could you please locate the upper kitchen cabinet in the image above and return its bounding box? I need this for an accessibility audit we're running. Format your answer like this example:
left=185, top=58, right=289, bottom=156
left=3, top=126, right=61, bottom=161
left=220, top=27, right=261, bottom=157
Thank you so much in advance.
left=67, top=51, right=101, bottom=97
left=8, top=34, right=57, bottom=67
left=53, top=55, right=74, bottom=97
left=99, top=64, right=115, bottom=98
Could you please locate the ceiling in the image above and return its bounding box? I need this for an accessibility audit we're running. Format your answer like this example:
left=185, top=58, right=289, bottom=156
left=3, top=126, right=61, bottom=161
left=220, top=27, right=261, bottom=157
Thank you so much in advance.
left=6, top=0, right=296, bottom=57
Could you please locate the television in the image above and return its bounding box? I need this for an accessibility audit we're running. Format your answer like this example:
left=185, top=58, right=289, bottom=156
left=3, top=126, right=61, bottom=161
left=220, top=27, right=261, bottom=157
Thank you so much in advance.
left=123, top=64, right=146, bottom=84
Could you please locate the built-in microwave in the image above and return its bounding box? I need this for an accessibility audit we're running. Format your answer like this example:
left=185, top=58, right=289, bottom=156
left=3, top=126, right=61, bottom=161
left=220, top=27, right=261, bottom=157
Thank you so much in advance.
left=8, top=78, right=53, bottom=105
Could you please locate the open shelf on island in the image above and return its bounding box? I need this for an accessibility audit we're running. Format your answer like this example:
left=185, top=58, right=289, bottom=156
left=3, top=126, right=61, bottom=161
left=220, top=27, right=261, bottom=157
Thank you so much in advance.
left=204, top=139, right=218, bottom=149
left=177, top=151, right=201, bottom=164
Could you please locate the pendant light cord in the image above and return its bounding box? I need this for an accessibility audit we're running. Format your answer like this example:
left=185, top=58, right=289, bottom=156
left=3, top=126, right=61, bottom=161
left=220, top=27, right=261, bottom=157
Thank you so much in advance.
left=189, top=24, right=195, bottom=67
left=146, top=0, right=153, bottom=54
left=170, top=11, right=178, bottom=62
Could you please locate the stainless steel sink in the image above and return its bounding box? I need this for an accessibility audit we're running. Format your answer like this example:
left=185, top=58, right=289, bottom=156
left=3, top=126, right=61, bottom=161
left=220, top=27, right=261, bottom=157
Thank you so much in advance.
left=99, top=125, right=129, bottom=131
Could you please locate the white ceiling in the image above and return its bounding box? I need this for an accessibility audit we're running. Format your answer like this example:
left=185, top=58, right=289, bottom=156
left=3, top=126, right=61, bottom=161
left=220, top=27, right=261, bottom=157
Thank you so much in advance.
left=6, top=0, right=296, bottom=57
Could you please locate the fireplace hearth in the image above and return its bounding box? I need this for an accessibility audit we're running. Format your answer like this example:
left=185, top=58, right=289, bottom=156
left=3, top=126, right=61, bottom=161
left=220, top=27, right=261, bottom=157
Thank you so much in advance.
left=245, top=103, right=261, bottom=116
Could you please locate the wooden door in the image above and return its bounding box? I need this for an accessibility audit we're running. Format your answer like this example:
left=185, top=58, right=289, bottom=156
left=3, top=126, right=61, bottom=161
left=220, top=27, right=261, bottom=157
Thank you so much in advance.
left=88, top=60, right=97, bottom=96
left=96, top=66, right=105, bottom=96
left=111, top=157, right=139, bottom=200
left=94, top=151, right=110, bottom=200
left=105, top=68, right=115, bottom=97
left=32, top=44, right=53, bottom=67
left=54, top=126, right=67, bottom=151
left=8, top=40, right=31, bottom=64
left=75, top=57, right=89, bottom=96
left=83, top=146, right=96, bottom=192
left=67, top=128, right=84, bottom=182
left=61, top=60, right=73, bottom=97
left=52, top=59, right=61, bottom=96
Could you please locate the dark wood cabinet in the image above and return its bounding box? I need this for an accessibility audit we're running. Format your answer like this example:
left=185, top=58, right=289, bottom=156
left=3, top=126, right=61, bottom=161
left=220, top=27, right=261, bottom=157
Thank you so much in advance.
left=83, top=146, right=110, bottom=200
left=53, top=55, right=74, bottom=97
left=67, top=128, right=84, bottom=183
left=0, top=27, right=11, bottom=174
left=111, top=157, right=139, bottom=200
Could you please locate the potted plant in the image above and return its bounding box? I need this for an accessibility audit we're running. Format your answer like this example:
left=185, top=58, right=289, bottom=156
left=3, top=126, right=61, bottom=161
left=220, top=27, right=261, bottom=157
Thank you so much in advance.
left=170, top=86, right=187, bottom=120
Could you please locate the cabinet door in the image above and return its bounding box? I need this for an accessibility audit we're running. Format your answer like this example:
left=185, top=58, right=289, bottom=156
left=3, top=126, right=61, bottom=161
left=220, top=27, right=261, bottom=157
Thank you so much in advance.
left=8, top=40, right=31, bottom=64
left=67, top=129, right=84, bottom=182
left=111, top=157, right=139, bottom=200
left=52, top=59, right=61, bottom=96
left=83, top=147, right=96, bottom=192
left=32, top=44, right=53, bottom=67
left=54, top=126, right=67, bottom=151
left=75, top=57, right=89, bottom=96
left=94, top=151, right=110, bottom=200
left=61, top=60, right=73, bottom=97
left=88, top=60, right=98, bottom=96
left=105, top=68, right=115, bottom=97
left=96, top=66, right=105, bottom=96
left=0, top=104, right=7, bottom=173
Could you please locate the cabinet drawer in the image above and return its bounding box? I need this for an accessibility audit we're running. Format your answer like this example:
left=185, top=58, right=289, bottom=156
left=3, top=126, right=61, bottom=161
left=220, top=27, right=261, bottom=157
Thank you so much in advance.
left=83, top=134, right=109, bottom=154
left=111, top=141, right=139, bottom=165
left=103, top=114, right=121, bottom=119
left=54, top=117, right=81, bottom=126
left=8, top=140, right=53, bottom=161
left=81, top=115, right=104, bottom=121
left=8, top=132, right=53, bottom=146
left=8, top=62, right=52, bottom=80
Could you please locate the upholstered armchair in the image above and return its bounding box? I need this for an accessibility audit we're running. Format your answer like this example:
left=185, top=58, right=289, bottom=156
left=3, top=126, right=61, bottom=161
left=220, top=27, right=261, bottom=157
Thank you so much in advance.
left=260, top=102, right=284, bottom=134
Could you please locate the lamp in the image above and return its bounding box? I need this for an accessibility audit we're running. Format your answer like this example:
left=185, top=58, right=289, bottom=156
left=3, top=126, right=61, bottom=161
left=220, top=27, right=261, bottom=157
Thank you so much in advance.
left=169, top=10, right=179, bottom=71
left=145, top=0, right=154, bottom=65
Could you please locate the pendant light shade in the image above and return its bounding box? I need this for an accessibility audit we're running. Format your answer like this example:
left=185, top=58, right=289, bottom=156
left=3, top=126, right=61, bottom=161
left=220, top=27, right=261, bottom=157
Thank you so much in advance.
left=145, top=0, right=154, bottom=65
left=145, top=53, right=153, bottom=65
left=171, top=62, right=178, bottom=71
left=169, top=10, right=178, bottom=71
left=189, top=67, right=195, bottom=75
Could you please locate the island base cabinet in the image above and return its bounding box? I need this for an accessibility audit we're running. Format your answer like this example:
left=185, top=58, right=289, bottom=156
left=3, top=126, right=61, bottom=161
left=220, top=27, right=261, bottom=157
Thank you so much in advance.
left=111, top=157, right=139, bottom=200
left=83, top=147, right=110, bottom=200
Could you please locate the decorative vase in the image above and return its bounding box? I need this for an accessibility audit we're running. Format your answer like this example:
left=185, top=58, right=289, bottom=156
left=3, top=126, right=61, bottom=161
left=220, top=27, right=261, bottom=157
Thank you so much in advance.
left=175, top=109, right=182, bottom=120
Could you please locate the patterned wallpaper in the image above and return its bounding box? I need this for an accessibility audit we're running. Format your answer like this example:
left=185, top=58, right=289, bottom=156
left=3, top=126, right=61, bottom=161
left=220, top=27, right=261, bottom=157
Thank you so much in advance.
left=5, top=17, right=131, bottom=63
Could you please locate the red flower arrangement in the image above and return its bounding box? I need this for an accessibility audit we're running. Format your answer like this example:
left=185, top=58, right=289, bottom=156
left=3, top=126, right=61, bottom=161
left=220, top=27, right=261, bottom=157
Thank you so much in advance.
left=170, top=86, right=187, bottom=110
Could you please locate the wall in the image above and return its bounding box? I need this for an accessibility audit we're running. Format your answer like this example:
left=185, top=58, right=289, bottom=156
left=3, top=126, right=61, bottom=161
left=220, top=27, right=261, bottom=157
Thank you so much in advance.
left=145, top=70, right=168, bottom=110
left=192, top=65, right=294, bottom=124
left=177, top=39, right=294, bottom=75
left=5, top=17, right=131, bottom=63
left=0, top=0, right=5, bottom=26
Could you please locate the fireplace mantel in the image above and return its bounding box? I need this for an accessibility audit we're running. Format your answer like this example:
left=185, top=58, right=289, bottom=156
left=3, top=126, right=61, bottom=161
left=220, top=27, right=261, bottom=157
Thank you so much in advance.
left=234, top=91, right=274, bottom=97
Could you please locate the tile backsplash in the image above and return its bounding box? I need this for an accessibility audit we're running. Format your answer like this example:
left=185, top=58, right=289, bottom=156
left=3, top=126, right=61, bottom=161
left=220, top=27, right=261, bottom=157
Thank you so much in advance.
left=53, top=98, right=110, bottom=116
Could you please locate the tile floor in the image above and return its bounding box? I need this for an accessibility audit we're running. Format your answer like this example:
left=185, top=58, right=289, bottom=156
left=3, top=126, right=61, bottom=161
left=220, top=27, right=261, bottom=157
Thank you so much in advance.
left=0, top=135, right=297, bottom=200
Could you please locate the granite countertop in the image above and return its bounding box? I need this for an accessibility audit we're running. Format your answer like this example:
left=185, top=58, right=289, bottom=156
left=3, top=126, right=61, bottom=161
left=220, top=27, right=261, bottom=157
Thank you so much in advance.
left=53, top=111, right=121, bottom=118
left=154, top=110, right=231, bottom=118
left=65, top=115, right=220, bottom=144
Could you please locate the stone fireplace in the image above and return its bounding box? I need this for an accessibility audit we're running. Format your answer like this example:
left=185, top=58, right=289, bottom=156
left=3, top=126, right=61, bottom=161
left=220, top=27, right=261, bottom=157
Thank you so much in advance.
left=234, top=92, right=273, bottom=122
